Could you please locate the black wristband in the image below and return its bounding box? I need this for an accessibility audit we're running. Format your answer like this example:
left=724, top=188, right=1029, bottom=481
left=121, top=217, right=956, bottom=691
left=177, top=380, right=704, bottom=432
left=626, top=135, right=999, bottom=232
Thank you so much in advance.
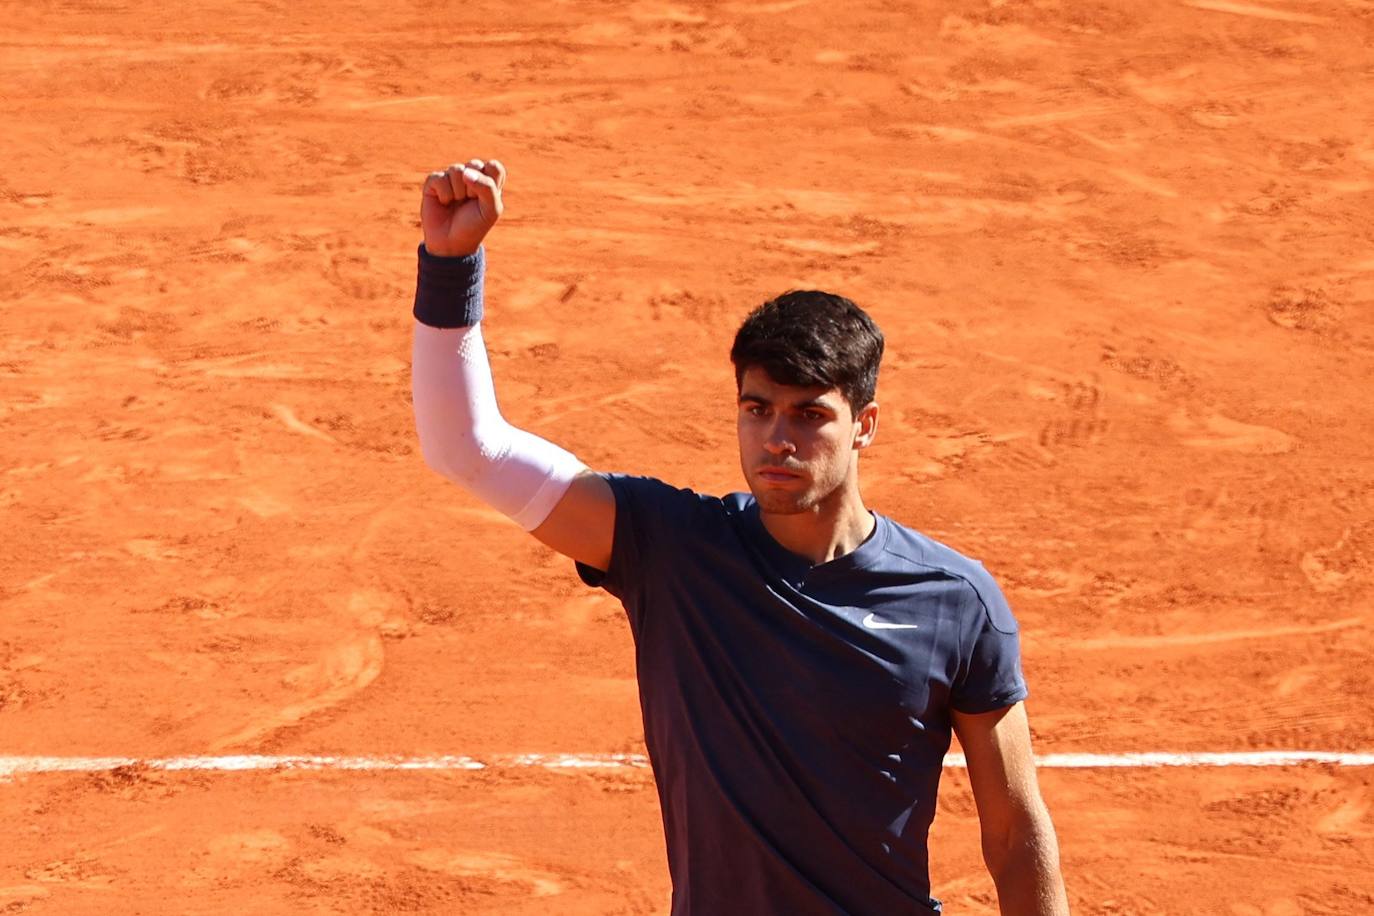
left=413, top=243, right=485, bottom=328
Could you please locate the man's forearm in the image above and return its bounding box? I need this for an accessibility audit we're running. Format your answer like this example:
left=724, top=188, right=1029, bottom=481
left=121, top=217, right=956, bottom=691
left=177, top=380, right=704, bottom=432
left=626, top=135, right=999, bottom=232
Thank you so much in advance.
left=985, top=812, right=1069, bottom=916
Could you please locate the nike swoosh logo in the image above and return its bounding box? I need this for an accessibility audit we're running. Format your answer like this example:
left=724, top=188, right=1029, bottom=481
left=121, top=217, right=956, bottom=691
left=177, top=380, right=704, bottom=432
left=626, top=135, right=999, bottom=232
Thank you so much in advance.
left=862, top=613, right=920, bottom=630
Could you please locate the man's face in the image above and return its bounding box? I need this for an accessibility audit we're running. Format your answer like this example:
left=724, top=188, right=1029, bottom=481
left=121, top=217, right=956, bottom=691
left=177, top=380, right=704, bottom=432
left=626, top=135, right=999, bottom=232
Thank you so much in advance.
left=736, top=366, right=877, bottom=515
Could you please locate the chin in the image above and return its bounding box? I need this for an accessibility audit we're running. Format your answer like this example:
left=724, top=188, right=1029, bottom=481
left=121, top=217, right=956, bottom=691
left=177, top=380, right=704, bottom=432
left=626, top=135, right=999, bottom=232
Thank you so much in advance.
left=750, top=486, right=813, bottom=515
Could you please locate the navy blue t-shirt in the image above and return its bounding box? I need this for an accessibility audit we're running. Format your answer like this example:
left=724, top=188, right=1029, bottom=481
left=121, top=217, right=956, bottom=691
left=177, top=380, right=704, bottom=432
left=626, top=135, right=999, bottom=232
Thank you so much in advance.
left=576, top=474, right=1028, bottom=915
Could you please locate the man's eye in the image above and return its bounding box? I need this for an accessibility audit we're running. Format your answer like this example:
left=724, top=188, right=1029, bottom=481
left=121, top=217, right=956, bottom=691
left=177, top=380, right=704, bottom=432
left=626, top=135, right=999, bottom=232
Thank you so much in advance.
left=804, top=411, right=825, bottom=421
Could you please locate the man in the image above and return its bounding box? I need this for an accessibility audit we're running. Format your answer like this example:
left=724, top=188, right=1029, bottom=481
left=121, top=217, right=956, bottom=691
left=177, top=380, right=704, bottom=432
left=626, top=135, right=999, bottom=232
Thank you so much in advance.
left=411, top=157, right=1070, bottom=915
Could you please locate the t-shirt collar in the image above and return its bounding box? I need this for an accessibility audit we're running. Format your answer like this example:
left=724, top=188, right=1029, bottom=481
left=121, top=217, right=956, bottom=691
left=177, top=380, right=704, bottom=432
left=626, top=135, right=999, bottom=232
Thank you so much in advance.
left=738, top=498, right=889, bottom=585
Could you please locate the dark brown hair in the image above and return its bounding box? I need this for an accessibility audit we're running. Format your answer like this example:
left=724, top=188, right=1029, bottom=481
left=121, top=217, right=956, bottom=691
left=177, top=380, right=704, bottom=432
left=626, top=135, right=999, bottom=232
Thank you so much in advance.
left=730, top=290, right=884, bottom=414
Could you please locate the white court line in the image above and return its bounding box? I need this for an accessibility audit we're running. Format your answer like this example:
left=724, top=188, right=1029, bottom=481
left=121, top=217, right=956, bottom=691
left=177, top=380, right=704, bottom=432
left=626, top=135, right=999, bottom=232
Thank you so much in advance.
left=1, top=751, right=1372, bottom=779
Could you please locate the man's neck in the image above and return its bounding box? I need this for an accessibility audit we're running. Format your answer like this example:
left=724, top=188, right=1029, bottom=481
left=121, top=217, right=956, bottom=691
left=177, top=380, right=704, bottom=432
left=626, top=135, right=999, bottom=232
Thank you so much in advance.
left=759, top=486, right=876, bottom=566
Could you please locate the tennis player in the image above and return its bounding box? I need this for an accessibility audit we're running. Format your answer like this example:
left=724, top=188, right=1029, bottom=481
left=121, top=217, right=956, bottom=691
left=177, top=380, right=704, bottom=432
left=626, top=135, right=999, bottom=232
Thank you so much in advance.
left=411, top=157, right=1070, bottom=915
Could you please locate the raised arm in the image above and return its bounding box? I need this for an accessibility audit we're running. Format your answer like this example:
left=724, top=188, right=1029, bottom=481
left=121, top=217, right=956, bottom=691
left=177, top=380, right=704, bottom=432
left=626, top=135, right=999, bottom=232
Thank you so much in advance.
left=410, top=158, right=614, bottom=571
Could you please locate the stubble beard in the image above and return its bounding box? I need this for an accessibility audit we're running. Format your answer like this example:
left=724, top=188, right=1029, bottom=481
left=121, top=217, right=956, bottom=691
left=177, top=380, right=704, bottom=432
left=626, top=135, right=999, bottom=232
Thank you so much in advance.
left=752, top=487, right=812, bottom=515
left=749, top=468, right=844, bottom=516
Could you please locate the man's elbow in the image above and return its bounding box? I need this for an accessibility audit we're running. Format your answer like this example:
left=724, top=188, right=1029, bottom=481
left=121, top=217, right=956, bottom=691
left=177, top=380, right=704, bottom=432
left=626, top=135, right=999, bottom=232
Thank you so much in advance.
left=417, top=433, right=462, bottom=481
left=980, top=802, right=1060, bottom=880
left=415, top=424, right=501, bottom=487
left=416, top=431, right=461, bottom=481
left=980, top=805, right=1069, bottom=915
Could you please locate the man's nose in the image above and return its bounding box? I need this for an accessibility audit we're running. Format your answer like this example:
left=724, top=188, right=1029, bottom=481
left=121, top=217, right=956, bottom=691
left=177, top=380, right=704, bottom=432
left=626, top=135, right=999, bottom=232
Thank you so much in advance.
left=763, top=420, right=796, bottom=456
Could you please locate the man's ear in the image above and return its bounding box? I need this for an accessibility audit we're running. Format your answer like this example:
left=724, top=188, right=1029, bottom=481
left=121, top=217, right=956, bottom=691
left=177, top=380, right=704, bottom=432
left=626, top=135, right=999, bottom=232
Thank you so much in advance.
left=854, top=401, right=878, bottom=450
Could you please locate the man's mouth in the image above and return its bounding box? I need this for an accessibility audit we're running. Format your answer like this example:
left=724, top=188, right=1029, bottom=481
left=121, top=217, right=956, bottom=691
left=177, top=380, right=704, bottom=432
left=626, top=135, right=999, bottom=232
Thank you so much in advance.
left=757, top=466, right=804, bottom=482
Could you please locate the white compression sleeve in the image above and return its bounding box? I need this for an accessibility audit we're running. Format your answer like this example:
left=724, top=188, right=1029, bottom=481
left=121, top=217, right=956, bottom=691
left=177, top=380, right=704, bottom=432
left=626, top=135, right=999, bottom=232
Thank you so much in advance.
left=411, top=320, right=586, bottom=531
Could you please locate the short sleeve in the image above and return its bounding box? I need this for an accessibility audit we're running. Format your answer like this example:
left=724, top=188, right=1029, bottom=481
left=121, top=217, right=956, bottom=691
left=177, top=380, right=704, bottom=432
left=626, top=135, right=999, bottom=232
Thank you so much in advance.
left=575, top=473, right=694, bottom=601
left=949, top=568, right=1029, bottom=714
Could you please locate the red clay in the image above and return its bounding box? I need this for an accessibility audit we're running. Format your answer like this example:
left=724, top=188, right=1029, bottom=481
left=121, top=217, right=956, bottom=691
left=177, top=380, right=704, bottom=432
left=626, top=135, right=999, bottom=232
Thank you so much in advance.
left=2, top=1, right=1372, bottom=912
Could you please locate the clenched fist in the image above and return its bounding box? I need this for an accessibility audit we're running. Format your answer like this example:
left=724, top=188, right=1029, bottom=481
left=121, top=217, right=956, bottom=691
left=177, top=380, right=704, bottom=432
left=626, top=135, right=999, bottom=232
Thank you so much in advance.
left=421, top=158, right=506, bottom=257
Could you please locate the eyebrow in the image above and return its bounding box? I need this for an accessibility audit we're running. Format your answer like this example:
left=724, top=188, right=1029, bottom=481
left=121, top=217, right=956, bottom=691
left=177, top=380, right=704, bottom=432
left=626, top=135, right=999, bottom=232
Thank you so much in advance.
left=738, top=392, right=836, bottom=412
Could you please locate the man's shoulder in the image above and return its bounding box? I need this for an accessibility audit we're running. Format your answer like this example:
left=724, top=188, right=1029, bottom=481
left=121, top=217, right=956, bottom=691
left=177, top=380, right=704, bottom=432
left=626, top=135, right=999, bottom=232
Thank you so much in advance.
left=878, top=516, right=1012, bottom=618
left=879, top=516, right=986, bottom=577
left=600, top=472, right=737, bottom=520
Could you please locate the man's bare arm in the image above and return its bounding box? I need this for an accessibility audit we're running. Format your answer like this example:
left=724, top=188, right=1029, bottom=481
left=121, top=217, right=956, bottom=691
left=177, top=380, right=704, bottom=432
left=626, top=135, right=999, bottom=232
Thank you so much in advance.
left=411, top=157, right=614, bottom=572
left=951, top=702, right=1070, bottom=916
left=530, top=470, right=614, bottom=571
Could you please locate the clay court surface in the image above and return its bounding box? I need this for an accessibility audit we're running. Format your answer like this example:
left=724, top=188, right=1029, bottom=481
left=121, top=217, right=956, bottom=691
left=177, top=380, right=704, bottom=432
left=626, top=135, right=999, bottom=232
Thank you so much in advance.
left=2, top=0, right=1373, bottom=912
